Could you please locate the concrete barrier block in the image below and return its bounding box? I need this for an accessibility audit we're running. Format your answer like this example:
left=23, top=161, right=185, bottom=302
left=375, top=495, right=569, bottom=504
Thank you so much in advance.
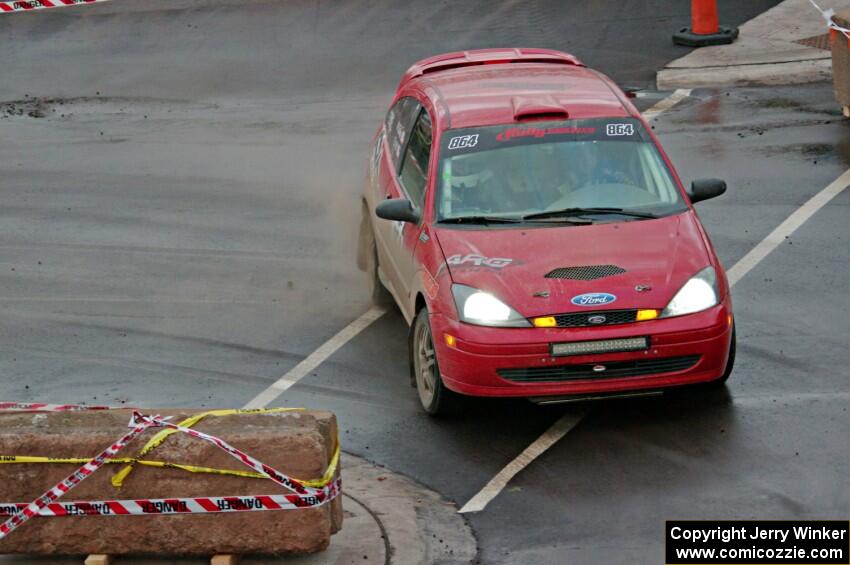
left=0, top=409, right=342, bottom=556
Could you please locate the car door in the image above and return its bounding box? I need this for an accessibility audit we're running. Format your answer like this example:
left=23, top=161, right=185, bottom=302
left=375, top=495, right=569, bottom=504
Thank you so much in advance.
left=392, top=107, right=433, bottom=319
left=374, top=97, right=426, bottom=309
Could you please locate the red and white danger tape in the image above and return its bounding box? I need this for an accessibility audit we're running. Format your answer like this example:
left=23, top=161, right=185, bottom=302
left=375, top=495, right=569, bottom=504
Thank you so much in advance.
left=0, top=478, right=341, bottom=517
left=0, top=409, right=339, bottom=540
left=0, top=0, right=110, bottom=13
left=0, top=401, right=119, bottom=412
left=0, top=413, right=155, bottom=540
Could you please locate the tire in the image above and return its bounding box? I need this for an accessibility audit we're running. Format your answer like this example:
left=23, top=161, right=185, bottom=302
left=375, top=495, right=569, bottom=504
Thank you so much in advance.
left=411, top=307, right=462, bottom=416
left=357, top=202, right=393, bottom=307
left=708, top=323, right=736, bottom=388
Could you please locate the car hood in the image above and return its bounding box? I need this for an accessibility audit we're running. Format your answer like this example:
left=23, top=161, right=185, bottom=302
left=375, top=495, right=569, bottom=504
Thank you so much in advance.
left=434, top=212, right=710, bottom=318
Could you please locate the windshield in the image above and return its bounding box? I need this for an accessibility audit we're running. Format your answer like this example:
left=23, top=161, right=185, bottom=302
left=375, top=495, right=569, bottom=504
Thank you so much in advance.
left=437, top=118, right=688, bottom=223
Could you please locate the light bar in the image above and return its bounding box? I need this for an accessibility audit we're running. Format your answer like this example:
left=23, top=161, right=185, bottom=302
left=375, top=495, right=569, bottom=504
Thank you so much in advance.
left=551, top=337, right=648, bottom=357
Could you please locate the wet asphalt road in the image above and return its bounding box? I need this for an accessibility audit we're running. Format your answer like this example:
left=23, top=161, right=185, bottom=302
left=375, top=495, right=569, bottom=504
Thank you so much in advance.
left=3, top=1, right=849, bottom=564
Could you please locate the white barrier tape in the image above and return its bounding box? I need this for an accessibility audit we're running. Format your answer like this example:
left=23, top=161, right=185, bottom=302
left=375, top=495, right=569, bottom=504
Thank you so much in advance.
left=809, top=0, right=850, bottom=38
left=0, top=0, right=110, bottom=13
left=0, top=414, right=157, bottom=540
left=0, top=478, right=341, bottom=517
left=0, top=401, right=121, bottom=412
left=131, top=412, right=324, bottom=498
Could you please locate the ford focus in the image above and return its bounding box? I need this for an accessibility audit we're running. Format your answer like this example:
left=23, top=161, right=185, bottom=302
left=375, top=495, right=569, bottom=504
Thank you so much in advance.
left=358, top=48, right=735, bottom=415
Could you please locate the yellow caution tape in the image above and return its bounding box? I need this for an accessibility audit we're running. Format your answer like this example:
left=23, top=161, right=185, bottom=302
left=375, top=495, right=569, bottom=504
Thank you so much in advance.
left=111, top=407, right=305, bottom=488
left=0, top=407, right=340, bottom=490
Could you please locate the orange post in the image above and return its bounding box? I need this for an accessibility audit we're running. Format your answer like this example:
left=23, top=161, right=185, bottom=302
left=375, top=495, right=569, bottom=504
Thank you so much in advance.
left=691, top=0, right=720, bottom=35
left=673, top=0, right=738, bottom=47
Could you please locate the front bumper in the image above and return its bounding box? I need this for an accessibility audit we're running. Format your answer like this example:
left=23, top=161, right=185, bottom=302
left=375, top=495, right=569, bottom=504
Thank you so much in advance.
left=430, top=302, right=733, bottom=398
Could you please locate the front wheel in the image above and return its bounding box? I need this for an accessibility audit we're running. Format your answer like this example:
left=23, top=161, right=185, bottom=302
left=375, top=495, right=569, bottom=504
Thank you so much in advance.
left=412, top=308, right=461, bottom=416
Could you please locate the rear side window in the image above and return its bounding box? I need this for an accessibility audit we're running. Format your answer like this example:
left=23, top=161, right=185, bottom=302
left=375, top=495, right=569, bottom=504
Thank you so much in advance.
left=399, top=109, right=432, bottom=207
left=385, top=97, right=420, bottom=166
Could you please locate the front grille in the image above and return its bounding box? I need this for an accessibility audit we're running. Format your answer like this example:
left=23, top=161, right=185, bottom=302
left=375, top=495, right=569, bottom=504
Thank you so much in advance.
left=545, top=265, right=626, bottom=280
left=497, top=355, right=701, bottom=383
left=554, top=309, right=637, bottom=327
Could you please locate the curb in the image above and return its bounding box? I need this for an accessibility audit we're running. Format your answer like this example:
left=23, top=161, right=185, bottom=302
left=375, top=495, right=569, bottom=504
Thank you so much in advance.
left=339, top=453, right=478, bottom=565
left=657, top=58, right=833, bottom=89
left=656, top=0, right=844, bottom=89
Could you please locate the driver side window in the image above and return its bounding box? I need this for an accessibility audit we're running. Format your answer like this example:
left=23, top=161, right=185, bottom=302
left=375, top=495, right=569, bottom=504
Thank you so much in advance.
left=399, top=109, right=432, bottom=208
left=385, top=97, right=420, bottom=168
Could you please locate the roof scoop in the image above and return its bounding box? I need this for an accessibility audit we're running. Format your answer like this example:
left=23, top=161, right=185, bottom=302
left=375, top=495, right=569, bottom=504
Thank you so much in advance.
left=511, top=95, right=569, bottom=121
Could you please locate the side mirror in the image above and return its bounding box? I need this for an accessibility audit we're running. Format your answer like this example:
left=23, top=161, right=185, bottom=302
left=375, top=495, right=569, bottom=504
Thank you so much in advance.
left=375, top=199, right=420, bottom=224
left=688, top=179, right=726, bottom=204
left=621, top=85, right=641, bottom=99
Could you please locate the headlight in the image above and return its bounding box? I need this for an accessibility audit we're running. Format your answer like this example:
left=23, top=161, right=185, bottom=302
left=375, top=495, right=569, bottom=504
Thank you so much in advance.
left=452, top=284, right=531, bottom=327
left=661, top=266, right=719, bottom=318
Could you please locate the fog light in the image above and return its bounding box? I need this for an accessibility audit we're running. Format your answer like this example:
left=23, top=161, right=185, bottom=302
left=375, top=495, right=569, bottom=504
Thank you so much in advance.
left=636, top=309, right=659, bottom=321
left=532, top=316, right=557, bottom=328
left=444, top=334, right=457, bottom=348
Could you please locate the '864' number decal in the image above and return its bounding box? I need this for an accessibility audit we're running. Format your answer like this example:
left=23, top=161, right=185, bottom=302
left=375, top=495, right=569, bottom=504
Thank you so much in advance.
left=606, top=123, right=634, bottom=136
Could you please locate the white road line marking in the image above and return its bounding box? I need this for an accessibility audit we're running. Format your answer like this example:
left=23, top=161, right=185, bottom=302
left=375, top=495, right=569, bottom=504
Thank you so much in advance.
left=458, top=409, right=587, bottom=514
left=243, top=306, right=387, bottom=409
left=457, top=89, right=694, bottom=514
left=725, top=167, right=850, bottom=286
left=642, top=88, right=692, bottom=121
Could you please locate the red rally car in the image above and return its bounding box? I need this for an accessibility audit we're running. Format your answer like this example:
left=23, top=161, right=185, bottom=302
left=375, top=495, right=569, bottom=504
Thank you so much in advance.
left=358, top=48, right=735, bottom=415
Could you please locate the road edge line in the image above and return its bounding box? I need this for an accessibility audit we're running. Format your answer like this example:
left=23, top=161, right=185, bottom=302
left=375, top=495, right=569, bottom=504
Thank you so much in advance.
left=243, top=306, right=387, bottom=409
left=726, top=167, right=850, bottom=286
left=642, top=88, right=693, bottom=121
left=458, top=409, right=587, bottom=514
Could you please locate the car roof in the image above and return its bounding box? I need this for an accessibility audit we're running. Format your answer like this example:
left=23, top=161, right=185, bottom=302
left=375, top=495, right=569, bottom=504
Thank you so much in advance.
left=400, top=49, right=635, bottom=131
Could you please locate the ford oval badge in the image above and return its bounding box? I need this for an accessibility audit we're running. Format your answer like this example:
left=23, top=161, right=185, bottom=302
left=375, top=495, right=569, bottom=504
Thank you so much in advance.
left=571, top=293, right=616, bottom=307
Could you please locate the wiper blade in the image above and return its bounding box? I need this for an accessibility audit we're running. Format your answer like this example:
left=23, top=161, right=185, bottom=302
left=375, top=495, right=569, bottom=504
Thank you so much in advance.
left=523, top=207, right=658, bottom=221
left=439, top=216, right=523, bottom=224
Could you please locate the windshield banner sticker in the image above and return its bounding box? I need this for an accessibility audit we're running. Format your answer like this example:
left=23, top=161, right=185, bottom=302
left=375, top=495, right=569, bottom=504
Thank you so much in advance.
left=496, top=126, right=596, bottom=142
left=443, top=118, right=646, bottom=154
